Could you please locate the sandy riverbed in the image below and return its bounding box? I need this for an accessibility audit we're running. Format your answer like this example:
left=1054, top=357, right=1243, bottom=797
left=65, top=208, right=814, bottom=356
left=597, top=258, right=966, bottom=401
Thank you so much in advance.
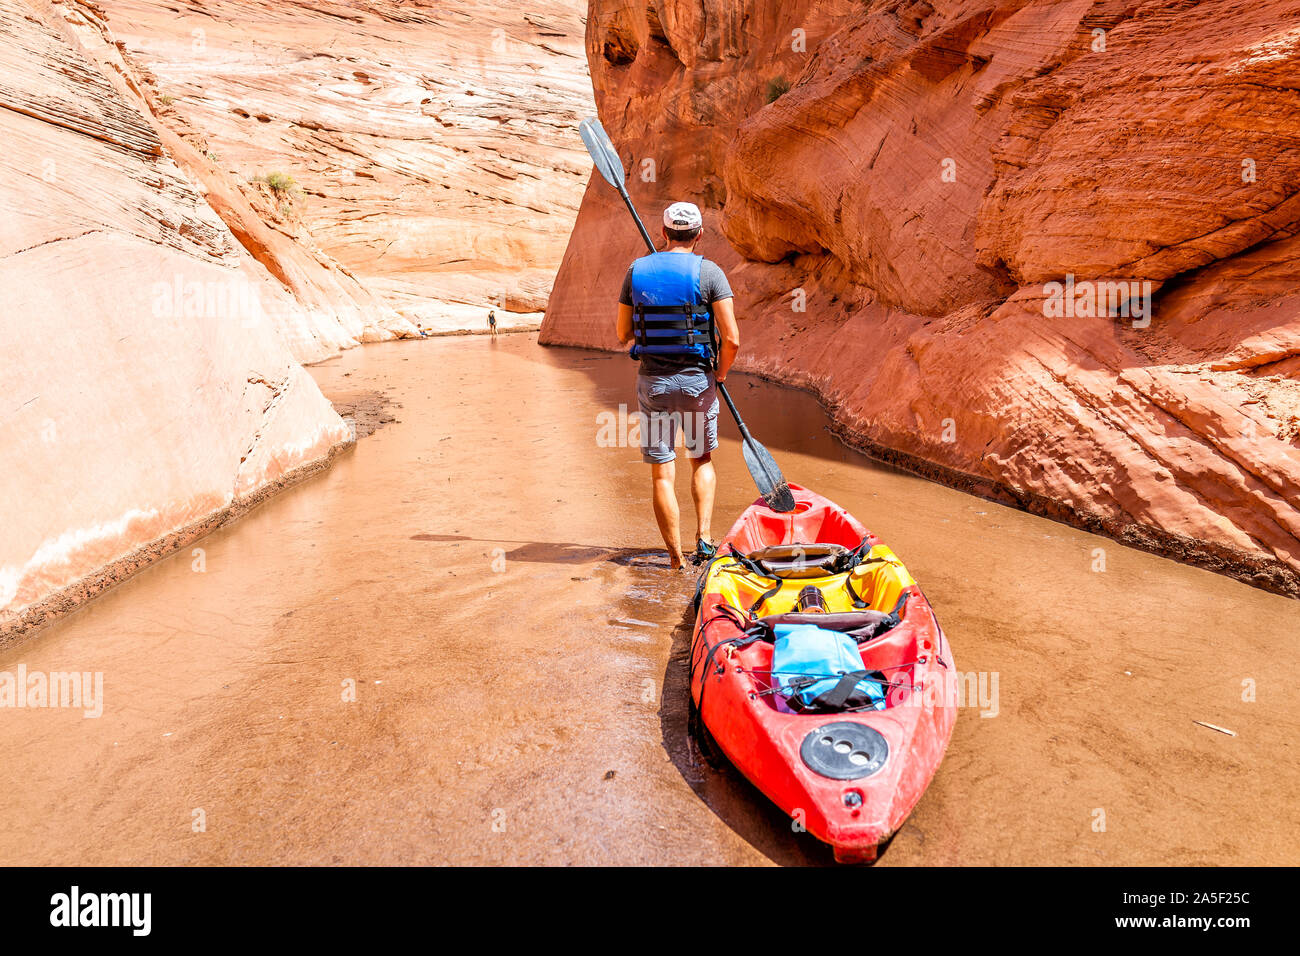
left=0, top=334, right=1294, bottom=865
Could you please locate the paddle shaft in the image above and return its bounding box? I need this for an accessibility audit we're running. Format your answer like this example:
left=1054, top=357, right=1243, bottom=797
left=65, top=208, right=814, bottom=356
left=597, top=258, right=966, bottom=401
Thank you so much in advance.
left=621, top=185, right=657, bottom=254
left=716, top=381, right=753, bottom=442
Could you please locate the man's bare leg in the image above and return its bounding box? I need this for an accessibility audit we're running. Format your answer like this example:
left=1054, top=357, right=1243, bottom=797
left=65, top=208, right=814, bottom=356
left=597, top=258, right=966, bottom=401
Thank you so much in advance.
left=689, top=453, right=716, bottom=546
left=651, top=460, right=685, bottom=569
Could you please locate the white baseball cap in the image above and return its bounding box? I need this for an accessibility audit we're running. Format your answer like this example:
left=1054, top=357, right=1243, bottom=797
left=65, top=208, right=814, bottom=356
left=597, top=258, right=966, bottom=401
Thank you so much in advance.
left=663, top=201, right=703, bottom=230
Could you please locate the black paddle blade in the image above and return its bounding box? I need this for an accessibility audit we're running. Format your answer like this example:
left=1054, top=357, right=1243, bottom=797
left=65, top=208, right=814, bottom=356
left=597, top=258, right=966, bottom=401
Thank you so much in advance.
left=741, top=433, right=797, bottom=512
left=579, top=117, right=626, bottom=190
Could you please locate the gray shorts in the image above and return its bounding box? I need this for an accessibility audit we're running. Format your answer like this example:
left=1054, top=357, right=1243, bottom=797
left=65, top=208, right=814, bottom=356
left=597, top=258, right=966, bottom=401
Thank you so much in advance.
left=636, top=370, right=719, bottom=464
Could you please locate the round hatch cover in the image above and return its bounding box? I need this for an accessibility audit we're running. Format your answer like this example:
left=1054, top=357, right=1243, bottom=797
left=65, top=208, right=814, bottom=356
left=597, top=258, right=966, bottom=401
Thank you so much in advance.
left=800, top=722, right=889, bottom=780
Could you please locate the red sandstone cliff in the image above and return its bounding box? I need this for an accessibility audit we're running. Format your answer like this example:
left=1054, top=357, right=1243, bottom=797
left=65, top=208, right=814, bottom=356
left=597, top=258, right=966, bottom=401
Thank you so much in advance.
left=542, top=0, right=1300, bottom=595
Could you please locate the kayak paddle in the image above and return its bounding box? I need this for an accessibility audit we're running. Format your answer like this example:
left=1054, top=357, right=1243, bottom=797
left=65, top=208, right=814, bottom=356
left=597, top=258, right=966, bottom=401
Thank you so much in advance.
left=577, top=117, right=796, bottom=513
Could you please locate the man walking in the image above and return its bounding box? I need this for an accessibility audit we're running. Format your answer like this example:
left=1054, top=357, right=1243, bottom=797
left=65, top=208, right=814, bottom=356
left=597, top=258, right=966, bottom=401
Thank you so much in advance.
left=616, top=201, right=740, bottom=570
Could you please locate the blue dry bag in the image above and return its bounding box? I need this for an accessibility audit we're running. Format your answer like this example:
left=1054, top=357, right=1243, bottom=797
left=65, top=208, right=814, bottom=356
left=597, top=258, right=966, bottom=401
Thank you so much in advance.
left=771, top=623, right=886, bottom=713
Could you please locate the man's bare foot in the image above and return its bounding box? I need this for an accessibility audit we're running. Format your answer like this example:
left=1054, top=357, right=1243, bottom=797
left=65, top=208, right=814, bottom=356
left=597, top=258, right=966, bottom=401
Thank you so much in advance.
left=668, top=550, right=685, bottom=570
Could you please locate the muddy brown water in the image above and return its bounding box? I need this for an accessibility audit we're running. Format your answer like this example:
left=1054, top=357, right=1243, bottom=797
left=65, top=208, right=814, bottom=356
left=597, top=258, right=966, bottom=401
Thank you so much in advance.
left=1, top=333, right=1296, bottom=865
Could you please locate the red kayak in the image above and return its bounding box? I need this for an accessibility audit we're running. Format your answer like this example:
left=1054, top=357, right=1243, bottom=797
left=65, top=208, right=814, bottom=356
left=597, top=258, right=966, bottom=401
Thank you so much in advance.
left=689, top=484, right=956, bottom=862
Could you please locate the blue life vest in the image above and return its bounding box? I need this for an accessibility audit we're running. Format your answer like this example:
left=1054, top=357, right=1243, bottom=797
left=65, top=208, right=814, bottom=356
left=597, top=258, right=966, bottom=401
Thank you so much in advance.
left=771, top=623, right=886, bottom=713
left=629, top=252, right=715, bottom=364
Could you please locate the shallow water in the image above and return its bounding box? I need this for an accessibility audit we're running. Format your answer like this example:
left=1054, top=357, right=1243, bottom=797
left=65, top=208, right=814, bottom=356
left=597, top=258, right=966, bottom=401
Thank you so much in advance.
left=0, top=333, right=1295, bottom=865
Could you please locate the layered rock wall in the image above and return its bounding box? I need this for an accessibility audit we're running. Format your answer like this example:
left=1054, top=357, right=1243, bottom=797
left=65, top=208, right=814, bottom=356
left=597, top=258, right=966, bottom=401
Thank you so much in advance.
left=542, top=0, right=1300, bottom=595
left=0, top=0, right=351, bottom=638
left=97, top=0, right=596, bottom=341
left=2, top=0, right=595, bottom=638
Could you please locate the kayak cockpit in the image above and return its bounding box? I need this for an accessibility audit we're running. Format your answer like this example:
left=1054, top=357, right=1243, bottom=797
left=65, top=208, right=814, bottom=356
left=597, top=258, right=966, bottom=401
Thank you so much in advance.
left=697, top=548, right=923, bottom=715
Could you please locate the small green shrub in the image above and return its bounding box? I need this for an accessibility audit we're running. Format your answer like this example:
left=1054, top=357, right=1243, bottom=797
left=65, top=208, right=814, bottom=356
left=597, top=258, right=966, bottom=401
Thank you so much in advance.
left=260, top=171, right=300, bottom=198
left=765, top=76, right=791, bottom=103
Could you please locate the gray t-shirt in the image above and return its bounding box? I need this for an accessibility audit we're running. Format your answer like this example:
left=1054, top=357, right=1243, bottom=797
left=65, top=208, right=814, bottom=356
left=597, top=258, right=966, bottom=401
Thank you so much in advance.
left=620, top=256, right=733, bottom=375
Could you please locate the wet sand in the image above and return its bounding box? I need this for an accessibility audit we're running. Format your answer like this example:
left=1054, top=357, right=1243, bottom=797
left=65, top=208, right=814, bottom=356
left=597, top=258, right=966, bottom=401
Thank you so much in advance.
left=0, top=333, right=1296, bottom=865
